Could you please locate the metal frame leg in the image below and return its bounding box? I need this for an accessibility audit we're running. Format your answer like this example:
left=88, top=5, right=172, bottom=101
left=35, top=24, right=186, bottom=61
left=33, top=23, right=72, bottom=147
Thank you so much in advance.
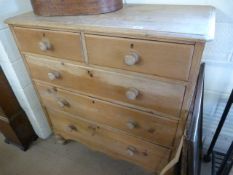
left=217, top=141, right=233, bottom=175
left=204, top=90, right=233, bottom=162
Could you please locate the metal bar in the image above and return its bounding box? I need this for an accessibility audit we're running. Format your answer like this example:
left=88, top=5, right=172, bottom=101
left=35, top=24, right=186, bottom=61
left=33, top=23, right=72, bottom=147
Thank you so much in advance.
left=181, top=63, right=205, bottom=175
left=204, top=89, right=233, bottom=162
left=217, top=141, right=233, bottom=175
left=212, top=152, right=217, bottom=175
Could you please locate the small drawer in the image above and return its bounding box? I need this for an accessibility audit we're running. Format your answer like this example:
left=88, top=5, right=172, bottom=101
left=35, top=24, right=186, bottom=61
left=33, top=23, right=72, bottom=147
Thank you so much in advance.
left=13, top=27, right=83, bottom=62
left=26, top=55, right=185, bottom=118
left=48, top=109, right=171, bottom=172
left=85, top=35, right=194, bottom=81
left=36, top=82, right=178, bottom=147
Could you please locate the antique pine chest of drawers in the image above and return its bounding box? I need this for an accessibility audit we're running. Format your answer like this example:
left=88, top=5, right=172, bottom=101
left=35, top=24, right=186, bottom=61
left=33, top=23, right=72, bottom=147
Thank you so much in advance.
left=6, top=4, right=215, bottom=174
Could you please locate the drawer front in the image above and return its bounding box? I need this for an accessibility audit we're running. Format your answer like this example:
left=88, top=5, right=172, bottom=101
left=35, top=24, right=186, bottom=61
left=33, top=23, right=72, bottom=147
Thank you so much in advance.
left=48, top=109, right=170, bottom=171
left=36, top=82, right=178, bottom=147
left=86, top=35, right=194, bottom=81
left=26, top=56, right=185, bottom=118
left=13, top=27, right=83, bottom=62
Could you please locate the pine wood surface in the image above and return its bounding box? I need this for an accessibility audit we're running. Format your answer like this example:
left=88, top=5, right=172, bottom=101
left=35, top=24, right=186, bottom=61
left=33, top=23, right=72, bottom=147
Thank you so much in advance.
left=6, top=4, right=215, bottom=173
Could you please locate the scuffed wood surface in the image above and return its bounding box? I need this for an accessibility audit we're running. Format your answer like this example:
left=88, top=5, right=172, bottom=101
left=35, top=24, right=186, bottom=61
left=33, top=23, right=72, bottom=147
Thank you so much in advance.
left=6, top=4, right=215, bottom=42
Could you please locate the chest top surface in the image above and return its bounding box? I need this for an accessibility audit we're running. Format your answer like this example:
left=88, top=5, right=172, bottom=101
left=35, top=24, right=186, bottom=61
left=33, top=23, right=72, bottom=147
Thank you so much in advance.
left=6, top=4, right=215, bottom=42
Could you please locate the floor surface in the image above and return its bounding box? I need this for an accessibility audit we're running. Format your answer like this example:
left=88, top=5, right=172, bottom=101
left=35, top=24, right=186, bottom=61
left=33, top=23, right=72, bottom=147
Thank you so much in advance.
left=1, top=133, right=225, bottom=175
left=0, top=134, right=152, bottom=175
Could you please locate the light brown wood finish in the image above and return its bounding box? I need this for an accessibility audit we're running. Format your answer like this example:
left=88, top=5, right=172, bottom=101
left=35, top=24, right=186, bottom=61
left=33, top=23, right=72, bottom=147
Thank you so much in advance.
left=86, top=35, right=194, bottom=81
left=170, top=42, right=206, bottom=159
left=36, top=82, right=178, bottom=147
left=6, top=5, right=215, bottom=174
left=26, top=55, right=185, bottom=118
left=6, top=5, right=215, bottom=42
left=48, top=109, right=170, bottom=172
left=13, top=27, right=83, bottom=62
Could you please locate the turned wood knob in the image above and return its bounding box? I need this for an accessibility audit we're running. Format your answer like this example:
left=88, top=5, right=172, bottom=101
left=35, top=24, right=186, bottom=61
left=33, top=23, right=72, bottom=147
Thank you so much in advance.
left=88, top=125, right=100, bottom=136
left=47, top=87, right=57, bottom=94
left=57, top=99, right=69, bottom=108
left=127, top=146, right=137, bottom=156
left=64, top=125, right=77, bottom=132
left=127, top=121, right=137, bottom=129
left=55, top=135, right=66, bottom=145
left=48, top=72, right=60, bottom=80
left=39, top=40, right=51, bottom=51
left=124, top=52, right=140, bottom=66
left=126, top=88, right=139, bottom=100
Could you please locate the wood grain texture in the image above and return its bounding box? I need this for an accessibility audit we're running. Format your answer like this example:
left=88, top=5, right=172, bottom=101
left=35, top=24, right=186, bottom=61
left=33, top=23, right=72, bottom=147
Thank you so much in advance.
left=8, top=26, right=54, bottom=133
left=31, top=0, right=123, bottom=16
left=25, top=55, right=185, bottom=119
left=36, top=82, right=178, bottom=147
left=86, top=34, right=194, bottom=81
left=6, top=5, right=215, bottom=173
left=6, top=5, right=215, bottom=42
left=0, top=71, right=22, bottom=119
left=48, top=109, right=170, bottom=172
left=0, top=119, right=22, bottom=145
left=170, top=42, right=206, bottom=160
left=0, top=67, right=37, bottom=150
left=14, top=27, right=83, bottom=62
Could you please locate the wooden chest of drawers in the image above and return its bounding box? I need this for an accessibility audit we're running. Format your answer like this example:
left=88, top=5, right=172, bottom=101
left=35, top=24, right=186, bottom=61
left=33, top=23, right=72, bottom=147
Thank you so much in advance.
left=6, top=4, right=215, bottom=174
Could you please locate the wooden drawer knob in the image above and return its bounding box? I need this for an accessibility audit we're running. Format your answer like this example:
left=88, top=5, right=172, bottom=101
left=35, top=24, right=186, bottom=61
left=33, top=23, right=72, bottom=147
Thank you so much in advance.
left=46, top=87, right=57, bottom=94
left=48, top=72, right=60, bottom=80
left=126, top=88, right=139, bottom=100
left=88, top=125, right=100, bottom=136
left=127, top=121, right=137, bottom=129
left=64, top=125, right=77, bottom=132
left=38, top=40, right=51, bottom=51
left=124, top=52, right=140, bottom=66
left=57, top=99, right=69, bottom=108
left=55, top=135, right=66, bottom=144
left=127, top=146, right=137, bottom=156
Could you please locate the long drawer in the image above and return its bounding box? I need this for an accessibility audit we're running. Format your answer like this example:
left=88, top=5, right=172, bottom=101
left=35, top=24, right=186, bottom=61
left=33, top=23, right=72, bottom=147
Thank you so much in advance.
left=14, top=27, right=83, bottom=62
left=36, top=82, right=178, bottom=147
left=86, top=34, right=194, bottom=81
left=48, top=109, right=171, bottom=172
left=26, top=55, right=185, bottom=118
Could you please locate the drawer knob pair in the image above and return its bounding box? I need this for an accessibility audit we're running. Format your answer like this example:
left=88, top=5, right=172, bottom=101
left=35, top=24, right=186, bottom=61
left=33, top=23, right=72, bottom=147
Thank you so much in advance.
left=64, top=125, right=77, bottom=132
left=48, top=72, right=60, bottom=80
left=57, top=99, right=69, bottom=108
left=127, top=146, right=137, bottom=156
left=124, top=52, right=140, bottom=66
left=126, top=88, right=139, bottom=100
left=39, top=40, right=51, bottom=51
